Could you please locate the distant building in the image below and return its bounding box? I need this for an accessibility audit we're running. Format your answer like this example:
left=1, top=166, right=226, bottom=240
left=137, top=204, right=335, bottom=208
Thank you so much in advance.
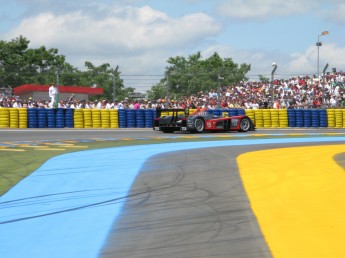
left=129, top=92, right=145, bottom=99
left=13, top=84, right=103, bottom=101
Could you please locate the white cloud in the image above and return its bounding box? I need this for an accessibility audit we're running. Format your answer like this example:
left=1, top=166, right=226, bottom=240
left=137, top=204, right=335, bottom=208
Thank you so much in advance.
left=5, top=5, right=220, bottom=56
left=4, top=5, right=221, bottom=91
left=217, top=0, right=312, bottom=21
left=201, top=42, right=345, bottom=81
left=322, top=3, right=345, bottom=23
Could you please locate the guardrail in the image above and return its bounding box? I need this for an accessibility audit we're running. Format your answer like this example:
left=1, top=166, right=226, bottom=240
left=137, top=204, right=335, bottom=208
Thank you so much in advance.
left=0, top=108, right=344, bottom=129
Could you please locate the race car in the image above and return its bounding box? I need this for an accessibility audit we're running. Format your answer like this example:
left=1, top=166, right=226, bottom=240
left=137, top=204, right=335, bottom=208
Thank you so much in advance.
left=153, top=108, right=255, bottom=133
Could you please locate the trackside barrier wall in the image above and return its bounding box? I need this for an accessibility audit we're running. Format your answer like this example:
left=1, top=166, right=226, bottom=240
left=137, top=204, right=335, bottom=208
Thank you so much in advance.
left=0, top=108, right=344, bottom=129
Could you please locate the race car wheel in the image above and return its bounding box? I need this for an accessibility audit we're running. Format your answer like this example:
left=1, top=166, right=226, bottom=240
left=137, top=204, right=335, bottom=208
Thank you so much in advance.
left=239, top=117, right=251, bottom=132
left=194, top=118, right=205, bottom=133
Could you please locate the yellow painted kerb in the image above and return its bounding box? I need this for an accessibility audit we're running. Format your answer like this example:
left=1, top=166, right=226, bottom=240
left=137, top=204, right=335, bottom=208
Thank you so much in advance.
left=237, top=145, right=345, bottom=258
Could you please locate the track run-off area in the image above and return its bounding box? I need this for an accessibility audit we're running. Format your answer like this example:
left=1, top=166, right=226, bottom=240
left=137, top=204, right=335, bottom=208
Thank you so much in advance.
left=0, top=129, right=344, bottom=258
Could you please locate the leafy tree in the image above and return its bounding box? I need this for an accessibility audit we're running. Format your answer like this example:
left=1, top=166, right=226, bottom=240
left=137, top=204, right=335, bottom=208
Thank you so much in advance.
left=0, top=36, right=65, bottom=87
left=259, top=74, right=269, bottom=83
left=149, top=52, right=251, bottom=99
left=146, top=82, right=167, bottom=100
left=0, top=36, right=135, bottom=101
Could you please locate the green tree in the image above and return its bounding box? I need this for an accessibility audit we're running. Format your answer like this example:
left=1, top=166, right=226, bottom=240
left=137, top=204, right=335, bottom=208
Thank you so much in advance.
left=146, top=82, right=167, bottom=100
left=150, top=52, right=251, bottom=99
left=259, top=74, right=269, bottom=83
left=0, top=36, right=65, bottom=87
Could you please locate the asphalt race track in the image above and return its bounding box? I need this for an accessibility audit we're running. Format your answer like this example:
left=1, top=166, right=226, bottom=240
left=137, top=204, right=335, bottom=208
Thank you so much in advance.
left=0, top=128, right=344, bottom=258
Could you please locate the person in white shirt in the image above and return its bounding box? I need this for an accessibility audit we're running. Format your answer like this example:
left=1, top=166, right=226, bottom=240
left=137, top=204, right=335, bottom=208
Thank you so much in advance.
left=49, top=84, right=58, bottom=108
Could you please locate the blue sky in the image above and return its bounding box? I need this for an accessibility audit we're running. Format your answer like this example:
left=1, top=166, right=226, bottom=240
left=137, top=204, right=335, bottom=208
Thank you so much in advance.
left=0, top=0, right=344, bottom=92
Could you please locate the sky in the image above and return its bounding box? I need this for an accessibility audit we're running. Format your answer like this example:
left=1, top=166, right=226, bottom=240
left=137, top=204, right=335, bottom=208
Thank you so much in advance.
left=0, top=0, right=344, bottom=93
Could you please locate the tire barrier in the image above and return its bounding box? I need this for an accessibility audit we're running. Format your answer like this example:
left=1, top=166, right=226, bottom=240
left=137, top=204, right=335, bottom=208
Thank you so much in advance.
left=334, top=109, right=343, bottom=128
left=109, top=109, right=119, bottom=128
left=144, top=109, right=153, bottom=128
left=319, top=109, right=328, bottom=128
left=65, top=109, right=74, bottom=128
left=27, top=108, right=38, bottom=128
left=1, top=108, right=344, bottom=129
left=118, top=109, right=127, bottom=128
left=74, top=109, right=84, bottom=128
left=253, top=109, right=264, bottom=128
left=9, top=108, right=19, bottom=128
left=47, top=108, right=56, bottom=128
left=262, top=109, right=271, bottom=128
left=136, top=109, right=145, bottom=128
left=101, top=110, right=110, bottom=128
left=0, top=108, right=10, bottom=128
left=326, top=109, right=335, bottom=128
left=270, top=109, right=279, bottom=128
left=56, top=108, right=65, bottom=128
left=288, top=109, right=296, bottom=127
left=18, top=108, right=27, bottom=128
left=37, top=108, right=47, bottom=128
left=91, top=109, right=101, bottom=128
left=303, top=109, right=312, bottom=128
left=83, top=109, right=92, bottom=128
left=311, top=109, right=320, bottom=128
left=295, top=109, right=304, bottom=127
left=244, top=109, right=255, bottom=125
left=278, top=109, right=288, bottom=128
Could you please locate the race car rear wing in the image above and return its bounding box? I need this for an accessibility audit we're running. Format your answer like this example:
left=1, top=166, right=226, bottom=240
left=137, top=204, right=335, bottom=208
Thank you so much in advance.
left=154, top=108, right=189, bottom=119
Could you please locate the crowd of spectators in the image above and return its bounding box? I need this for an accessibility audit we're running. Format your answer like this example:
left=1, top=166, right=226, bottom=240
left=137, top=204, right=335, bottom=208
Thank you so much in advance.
left=1, top=73, right=345, bottom=110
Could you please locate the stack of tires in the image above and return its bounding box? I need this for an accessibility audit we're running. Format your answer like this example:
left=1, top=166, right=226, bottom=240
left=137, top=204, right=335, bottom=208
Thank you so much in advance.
left=28, top=108, right=38, bottom=128
left=83, top=109, right=92, bottom=128
left=47, top=109, right=56, bottom=128
left=0, top=108, right=10, bottom=128
left=56, top=108, right=65, bottom=128
left=18, top=108, right=28, bottom=128
left=9, top=108, right=19, bottom=128
left=303, top=109, right=312, bottom=128
left=253, top=109, right=264, bottom=128
left=326, top=109, right=335, bottom=128
left=270, top=109, right=279, bottom=128
left=65, top=109, right=74, bottom=128
left=319, top=109, right=328, bottom=127
left=334, top=109, right=343, bottom=128
left=109, top=109, right=119, bottom=128
left=311, top=109, right=320, bottom=128
left=244, top=109, right=255, bottom=125
left=295, top=109, right=304, bottom=127
left=287, top=109, right=296, bottom=127
left=262, top=109, right=271, bottom=128
left=144, top=109, right=154, bottom=128
left=136, top=109, right=145, bottom=128
left=74, top=109, right=84, bottom=128
left=118, top=109, right=127, bottom=128
left=278, top=109, right=288, bottom=128
left=91, top=109, right=101, bottom=128
left=237, top=108, right=245, bottom=116
left=101, top=110, right=110, bottom=128
left=126, top=109, right=136, bottom=128
left=37, top=109, right=47, bottom=128
left=228, top=109, right=237, bottom=117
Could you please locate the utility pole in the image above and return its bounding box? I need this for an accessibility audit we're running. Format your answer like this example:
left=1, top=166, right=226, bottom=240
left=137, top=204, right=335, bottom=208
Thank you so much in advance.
left=113, top=65, right=119, bottom=102
left=55, top=68, right=60, bottom=108
left=217, top=75, right=224, bottom=108
left=271, top=63, right=278, bottom=105
left=322, top=63, right=329, bottom=107
left=165, top=71, right=170, bottom=106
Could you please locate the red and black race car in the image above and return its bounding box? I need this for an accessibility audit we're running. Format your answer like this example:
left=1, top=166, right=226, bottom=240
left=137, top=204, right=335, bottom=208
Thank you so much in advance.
left=153, top=108, right=255, bottom=133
